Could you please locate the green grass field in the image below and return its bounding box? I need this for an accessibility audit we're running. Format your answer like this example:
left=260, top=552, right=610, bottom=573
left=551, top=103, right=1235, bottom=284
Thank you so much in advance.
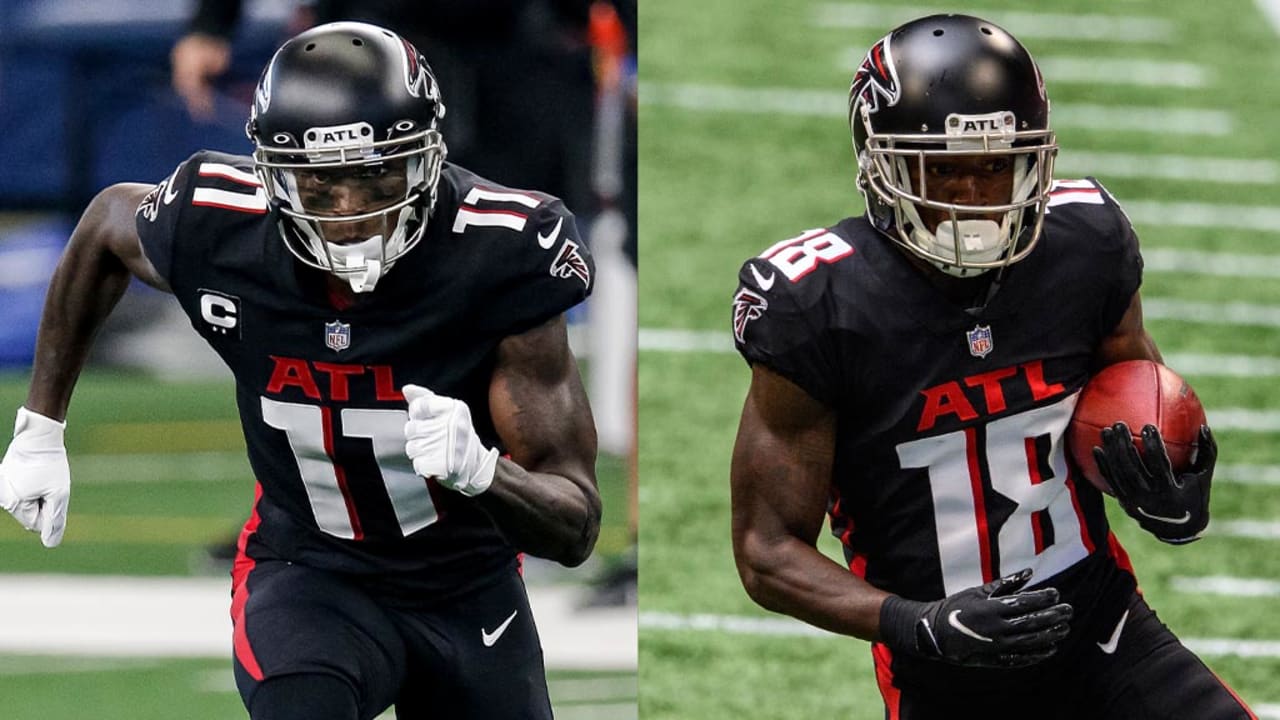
left=0, top=371, right=634, bottom=718
left=638, top=0, right=1280, bottom=717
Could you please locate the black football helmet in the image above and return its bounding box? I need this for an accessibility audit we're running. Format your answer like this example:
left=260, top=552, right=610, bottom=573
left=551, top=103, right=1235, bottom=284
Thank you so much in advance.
left=246, top=22, right=446, bottom=292
left=848, top=15, right=1057, bottom=277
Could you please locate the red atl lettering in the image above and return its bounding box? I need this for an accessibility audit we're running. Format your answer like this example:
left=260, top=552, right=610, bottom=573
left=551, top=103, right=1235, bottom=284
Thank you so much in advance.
left=1023, top=359, right=1066, bottom=401
left=267, top=356, right=321, bottom=399
left=266, top=356, right=403, bottom=403
left=916, top=360, right=1069, bottom=432
left=963, top=366, right=1019, bottom=415
left=917, top=381, right=979, bottom=432
left=313, top=363, right=365, bottom=402
left=371, top=365, right=405, bottom=402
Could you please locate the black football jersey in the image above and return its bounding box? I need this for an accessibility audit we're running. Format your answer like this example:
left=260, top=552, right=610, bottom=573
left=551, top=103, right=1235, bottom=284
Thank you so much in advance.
left=135, top=150, right=593, bottom=596
left=734, top=179, right=1142, bottom=607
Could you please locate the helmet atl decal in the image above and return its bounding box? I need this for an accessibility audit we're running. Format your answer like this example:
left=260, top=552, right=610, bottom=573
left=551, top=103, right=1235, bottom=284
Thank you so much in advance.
left=850, top=35, right=901, bottom=115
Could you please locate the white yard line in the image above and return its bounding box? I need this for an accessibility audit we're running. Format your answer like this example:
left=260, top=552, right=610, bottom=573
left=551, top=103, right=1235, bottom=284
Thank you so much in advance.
left=838, top=51, right=1212, bottom=88
left=0, top=575, right=636, bottom=670
left=1171, top=575, right=1280, bottom=597
left=1036, top=56, right=1209, bottom=88
left=1142, top=249, right=1280, bottom=277
left=1123, top=200, right=1280, bottom=232
left=812, top=4, right=1175, bottom=42
left=640, top=329, right=1280, bottom=373
left=1057, top=154, right=1277, bottom=185
left=642, top=82, right=1234, bottom=136
left=1216, top=463, right=1280, bottom=486
left=639, top=611, right=1280, bottom=658
left=1132, top=299, right=1280, bottom=328
left=1213, top=520, right=1280, bottom=540
left=1256, top=0, right=1280, bottom=35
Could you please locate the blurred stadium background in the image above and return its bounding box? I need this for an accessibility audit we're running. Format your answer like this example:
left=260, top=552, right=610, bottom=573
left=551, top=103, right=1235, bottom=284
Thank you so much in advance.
left=0, top=1, right=636, bottom=718
left=638, top=0, right=1280, bottom=717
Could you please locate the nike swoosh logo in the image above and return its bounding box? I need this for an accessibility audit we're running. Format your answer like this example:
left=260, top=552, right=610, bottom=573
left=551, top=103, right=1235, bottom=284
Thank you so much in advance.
left=1136, top=507, right=1192, bottom=525
left=1097, top=609, right=1129, bottom=655
left=481, top=609, right=519, bottom=647
left=947, top=610, right=993, bottom=642
left=537, top=217, right=564, bottom=250
left=749, top=263, right=776, bottom=291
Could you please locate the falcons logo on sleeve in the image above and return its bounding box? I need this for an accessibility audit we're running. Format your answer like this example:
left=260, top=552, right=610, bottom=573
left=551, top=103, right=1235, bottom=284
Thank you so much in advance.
left=551, top=239, right=590, bottom=288
left=732, top=288, right=768, bottom=344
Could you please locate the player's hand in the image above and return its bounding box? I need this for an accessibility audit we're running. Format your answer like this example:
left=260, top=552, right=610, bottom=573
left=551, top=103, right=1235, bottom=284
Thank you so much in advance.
left=0, top=407, right=71, bottom=547
left=402, top=384, right=499, bottom=497
left=879, top=568, right=1073, bottom=668
left=171, top=33, right=231, bottom=121
left=1093, top=422, right=1214, bottom=544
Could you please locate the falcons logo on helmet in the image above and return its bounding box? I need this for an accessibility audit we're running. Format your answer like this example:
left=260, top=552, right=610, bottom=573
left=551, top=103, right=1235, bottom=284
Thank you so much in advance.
left=732, top=288, right=768, bottom=344
left=850, top=35, right=901, bottom=114
left=399, top=38, right=438, bottom=100
left=551, top=239, right=591, bottom=288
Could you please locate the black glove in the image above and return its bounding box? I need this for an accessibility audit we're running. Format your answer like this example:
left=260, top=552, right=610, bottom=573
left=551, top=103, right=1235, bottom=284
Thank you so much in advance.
left=879, top=568, right=1073, bottom=668
left=1092, top=422, right=1215, bottom=544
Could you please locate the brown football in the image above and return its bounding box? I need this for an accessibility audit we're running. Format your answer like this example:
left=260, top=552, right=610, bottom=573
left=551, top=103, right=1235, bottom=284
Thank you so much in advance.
left=1067, top=360, right=1206, bottom=496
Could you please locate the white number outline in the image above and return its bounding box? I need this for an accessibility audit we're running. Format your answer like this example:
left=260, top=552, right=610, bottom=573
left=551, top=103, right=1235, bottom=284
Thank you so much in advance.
left=261, top=397, right=437, bottom=540
left=897, top=394, right=1092, bottom=595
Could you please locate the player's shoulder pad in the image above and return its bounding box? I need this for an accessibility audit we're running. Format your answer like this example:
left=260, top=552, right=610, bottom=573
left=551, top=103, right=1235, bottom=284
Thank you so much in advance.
left=136, top=150, right=267, bottom=231
left=1046, top=176, right=1136, bottom=252
left=733, top=226, right=853, bottom=345
left=737, top=226, right=855, bottom=302
left=446, top=168, right=593, bottom=293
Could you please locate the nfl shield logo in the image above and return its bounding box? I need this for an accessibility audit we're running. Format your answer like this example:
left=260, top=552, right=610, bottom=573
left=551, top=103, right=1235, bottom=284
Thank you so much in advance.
left=966, top=324, right=994, bottom=358
left=325, top=320, right=351, bottom=352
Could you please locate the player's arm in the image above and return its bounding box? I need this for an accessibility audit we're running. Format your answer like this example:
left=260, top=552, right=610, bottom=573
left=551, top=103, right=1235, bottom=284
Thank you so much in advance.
left=731, top=363, right=881, bottom=635
left=732, top=364, right=1071, bottom=667
left=1091, top=291, right=1217, bottom=544
left=27, top=183, right=170, bottom=420
left=479, top=314, right=600, bottom=566
left=1092, top=290, right=1161, bottom=368
left=403, top=314, right=600, bottom=567
left=1, top=182, right=170, bottom=547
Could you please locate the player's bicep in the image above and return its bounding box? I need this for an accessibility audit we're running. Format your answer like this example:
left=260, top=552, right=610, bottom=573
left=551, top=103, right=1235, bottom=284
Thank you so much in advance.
left=88, top=183, right=171, bottom=292
left=1093, top=291, right=1160, bottom=369
left=489, top=314, right=597, bottom=487
left=731, top=363, right=835, bottom=557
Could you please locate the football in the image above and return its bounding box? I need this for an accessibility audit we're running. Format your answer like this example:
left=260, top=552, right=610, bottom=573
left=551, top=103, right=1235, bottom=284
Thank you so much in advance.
left=1067, top=360, right=1206, bottom=495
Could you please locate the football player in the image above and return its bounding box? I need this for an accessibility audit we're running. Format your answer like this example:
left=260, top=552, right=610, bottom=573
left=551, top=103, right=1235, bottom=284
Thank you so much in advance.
left=0, top=22, right=600, bottom=720
left=730, top=14, right=1254, bottom=719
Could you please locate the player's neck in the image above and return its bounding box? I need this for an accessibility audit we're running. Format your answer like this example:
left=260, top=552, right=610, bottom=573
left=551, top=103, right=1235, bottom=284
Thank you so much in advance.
left=898, top=248, right=999, bottom=310
left=324, top=275, right=359, bottom=311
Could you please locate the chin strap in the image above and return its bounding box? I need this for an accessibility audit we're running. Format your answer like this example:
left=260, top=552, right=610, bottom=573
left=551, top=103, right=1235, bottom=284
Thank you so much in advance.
left=345, top=257, right=382, bottom=293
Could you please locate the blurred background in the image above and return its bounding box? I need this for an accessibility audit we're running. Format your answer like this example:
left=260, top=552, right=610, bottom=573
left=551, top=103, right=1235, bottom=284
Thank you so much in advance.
left=638, top=0, right=1280, bottom=717
left=0, top=0, right=637, bottom=717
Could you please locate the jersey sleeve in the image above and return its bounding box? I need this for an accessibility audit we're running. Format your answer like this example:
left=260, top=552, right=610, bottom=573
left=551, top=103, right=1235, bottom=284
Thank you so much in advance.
left=1092, top=179, right=1144, bottom=336
left=732, top=255, right=842, bottom=405
left=133, top=153, right=200, bottom=288
left=477, top=198, right=594, bottom=337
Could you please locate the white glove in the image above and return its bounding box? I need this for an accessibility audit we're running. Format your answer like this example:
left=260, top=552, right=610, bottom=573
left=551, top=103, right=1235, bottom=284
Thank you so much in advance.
left=403, top=384, right=499, bottom=497
left=0, top=407, right=70, bottom=547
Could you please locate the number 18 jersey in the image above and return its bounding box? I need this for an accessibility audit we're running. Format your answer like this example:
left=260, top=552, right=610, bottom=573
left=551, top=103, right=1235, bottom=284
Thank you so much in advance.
left=733, top=178, right=1142, bottom=605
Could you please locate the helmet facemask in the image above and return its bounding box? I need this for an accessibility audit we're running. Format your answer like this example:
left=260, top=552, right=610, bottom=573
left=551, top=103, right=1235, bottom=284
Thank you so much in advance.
left=254, top=125, right=446, bottom=292
left=857, top=107, right=1057, bottom=278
